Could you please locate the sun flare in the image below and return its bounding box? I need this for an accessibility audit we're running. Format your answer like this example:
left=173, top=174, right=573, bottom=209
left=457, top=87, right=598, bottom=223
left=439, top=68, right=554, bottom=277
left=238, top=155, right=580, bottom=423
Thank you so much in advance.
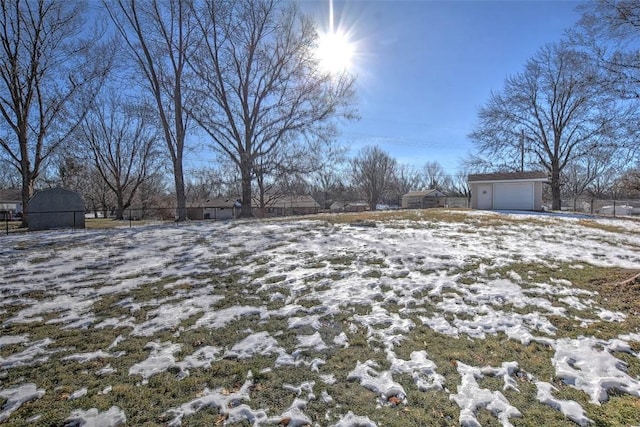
left=315, top=0, right=355, bottom=74
left=316, top=29, right=354, bottom=74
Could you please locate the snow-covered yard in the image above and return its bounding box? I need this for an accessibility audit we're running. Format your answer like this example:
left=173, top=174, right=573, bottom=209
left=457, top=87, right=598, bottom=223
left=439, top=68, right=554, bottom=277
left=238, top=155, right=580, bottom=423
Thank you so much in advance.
left=1, top=210, right=640, bottom=426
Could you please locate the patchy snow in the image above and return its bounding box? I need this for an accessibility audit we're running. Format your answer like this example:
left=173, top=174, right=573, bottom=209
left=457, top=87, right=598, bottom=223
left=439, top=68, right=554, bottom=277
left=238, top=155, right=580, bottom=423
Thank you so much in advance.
left=450, top=362, right=522, bottom=427
left=68, top=387, right=88, bottom=400
left=331, top=411, right=378, bottom=427
left=65, top=406, right=126, bottom=427
left=0, top=383, right=45, bottom=422
left=63, top=350, right=113, bottom=363
left=0, top=338, right=54, bottom=369
left=347, top=360, right=407, bottom=404
left=552, top=337, right=640, bottom=403
left=164, top=372, right=267, bottom=426
left=1, top=212, right=640, bottom=424
left=0, top=335, right=28, bottom=348
left=132, top=292, right=224, bottom=336
left=388, top=350, right=445, bottom=392
left=223, top=331, right=283, bottom=360
left=297, top=331, right=328, bottom=351
left=128, top=341, right=182, bottom=384
left=536, top=381, right=592, bottom=426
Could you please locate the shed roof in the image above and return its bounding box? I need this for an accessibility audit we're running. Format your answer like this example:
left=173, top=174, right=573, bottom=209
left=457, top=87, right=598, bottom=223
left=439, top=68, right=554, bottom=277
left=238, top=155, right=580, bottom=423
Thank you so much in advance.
left=403, top=189, right=444, bottom=197
left=0, top=188, right=22, bottom=202
left=468, top=171, right=548, bottom=182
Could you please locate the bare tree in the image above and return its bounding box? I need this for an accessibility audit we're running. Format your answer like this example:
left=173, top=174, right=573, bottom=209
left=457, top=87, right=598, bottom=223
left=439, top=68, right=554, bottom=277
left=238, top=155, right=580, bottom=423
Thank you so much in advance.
left=81, top=93, right=160, bottom=220
left=620, top=167, right=640, bottom=196
left=0, top=0, right=110, bottom=227
left=189, top=0, right=356, bottom=217
left=105, top=0, right=195, bottom=221
left=351, top=146, right=397, bottom=211
left=561, top=148, right=614, bottom=200
left=422, top=161, right=451, bottom=191
left=573, top=1, right=640, bottom=100
left=0, top=159, right=19, bottom=188
left=469, top=42, right=633, bottom=210
left=390, top=163, right=421, bottom=204
left=308, top=141, right=348, bottom=209
left=86, top=167, right=115, bottom=219
left=133, top=170, right=169, bottom=219
left=448, top=171, right=472, bottom=199
left=572, top=1, right=640, bottom=163
left=252, top=136, right=325, bottom=214
left=184, top=167, right=228, bottom=204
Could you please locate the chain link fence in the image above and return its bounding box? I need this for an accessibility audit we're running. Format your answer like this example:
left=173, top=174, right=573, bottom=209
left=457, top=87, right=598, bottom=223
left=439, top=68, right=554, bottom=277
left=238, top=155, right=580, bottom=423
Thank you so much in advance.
left=560, top=198, right=640, bottom=217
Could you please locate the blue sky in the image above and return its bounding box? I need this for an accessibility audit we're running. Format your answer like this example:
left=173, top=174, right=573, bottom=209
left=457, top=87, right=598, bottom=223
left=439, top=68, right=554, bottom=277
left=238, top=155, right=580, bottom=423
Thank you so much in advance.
left=300, top=0, right=584, bottom=176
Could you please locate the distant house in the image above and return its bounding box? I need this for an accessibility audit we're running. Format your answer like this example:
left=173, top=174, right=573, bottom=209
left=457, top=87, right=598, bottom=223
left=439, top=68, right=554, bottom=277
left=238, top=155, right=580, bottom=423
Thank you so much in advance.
left=187, top=198, right=240, bottom=220
left=329, top=200, right=369, bottom=213
left=401, top=189, right=447, bottom=209
left=256, top=195, right=321, bottom=217
left=468, top=171, right=548, bottom=211
left=0, top=188, right=22, bottom=219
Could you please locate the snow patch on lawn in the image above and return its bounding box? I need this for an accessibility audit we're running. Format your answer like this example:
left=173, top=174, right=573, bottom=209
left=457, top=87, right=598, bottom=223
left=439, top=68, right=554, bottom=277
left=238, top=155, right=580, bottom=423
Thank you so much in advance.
left=347, top=360, right=406, bottom=404
left=65, top=406, right=126, bottom=427
left=536, top=381, right=592, bottom=426
left=0, top=338, right=54, bottom=369
left=450, top=362, right=522, bottom=427
left=0, top=383, right=45, bottom=422
left=552, top=336, right=640, bottom=403
left=164, top=372, right=266, bottom=426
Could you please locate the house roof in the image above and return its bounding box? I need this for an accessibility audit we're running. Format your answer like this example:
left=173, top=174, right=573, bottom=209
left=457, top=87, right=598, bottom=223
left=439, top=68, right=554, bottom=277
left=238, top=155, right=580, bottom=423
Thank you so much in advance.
left=468, top=171, right=548, bottom=182
left=330, top=200, right=368, bottom=208
left=262, top=195, right=320, bottom=209
left=403, top=189, right=445, bottom=197
left=0, top=188, right=22, bottom=202
left=204, top=198, right=240, bottom=208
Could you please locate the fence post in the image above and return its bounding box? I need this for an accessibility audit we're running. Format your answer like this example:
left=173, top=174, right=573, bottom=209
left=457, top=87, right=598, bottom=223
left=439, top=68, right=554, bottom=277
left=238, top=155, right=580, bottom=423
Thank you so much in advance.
left=613, top=200, right=616, bottom=218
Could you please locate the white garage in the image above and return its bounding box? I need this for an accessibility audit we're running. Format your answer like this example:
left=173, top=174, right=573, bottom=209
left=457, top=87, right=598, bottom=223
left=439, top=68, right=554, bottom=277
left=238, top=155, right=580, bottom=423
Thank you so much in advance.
left=469, top=172, right=547, bottom=211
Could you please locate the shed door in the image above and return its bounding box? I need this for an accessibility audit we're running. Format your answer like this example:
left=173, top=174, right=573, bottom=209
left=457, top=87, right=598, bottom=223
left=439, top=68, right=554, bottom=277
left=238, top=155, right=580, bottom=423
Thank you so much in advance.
left=476, top=184, right=493, bottom=210
left=493, top=182, right=534, bottom=210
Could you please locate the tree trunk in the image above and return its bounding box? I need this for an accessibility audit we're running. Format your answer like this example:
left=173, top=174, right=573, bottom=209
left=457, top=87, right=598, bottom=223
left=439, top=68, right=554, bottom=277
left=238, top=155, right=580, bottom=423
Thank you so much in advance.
left=368, top=194, right=377, bottom=211
left=550, top=164, right=562, bottom=211
left=20, top=175, right=33, bottom=229
left=114, top=193, right=125, bottom=220
left=240, top=161, right=253, bottom=218
left=174, top=159, right=187, bottom=222
left=19, top=144, right=33, bottom=228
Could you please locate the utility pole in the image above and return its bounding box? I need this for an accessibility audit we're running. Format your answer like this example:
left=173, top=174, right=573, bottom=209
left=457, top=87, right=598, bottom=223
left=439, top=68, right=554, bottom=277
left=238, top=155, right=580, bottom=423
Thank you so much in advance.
left=520, top=129, right=525, bottom=173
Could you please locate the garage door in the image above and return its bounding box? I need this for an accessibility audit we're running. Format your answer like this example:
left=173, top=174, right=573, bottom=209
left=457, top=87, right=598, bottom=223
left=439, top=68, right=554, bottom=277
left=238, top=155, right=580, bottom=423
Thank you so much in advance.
left=493, top=182, right=534, bottom=210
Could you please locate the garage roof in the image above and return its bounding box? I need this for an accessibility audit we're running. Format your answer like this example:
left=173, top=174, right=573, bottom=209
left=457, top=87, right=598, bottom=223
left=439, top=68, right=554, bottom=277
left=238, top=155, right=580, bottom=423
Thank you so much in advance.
left=468, top=171, right=548, bottom=183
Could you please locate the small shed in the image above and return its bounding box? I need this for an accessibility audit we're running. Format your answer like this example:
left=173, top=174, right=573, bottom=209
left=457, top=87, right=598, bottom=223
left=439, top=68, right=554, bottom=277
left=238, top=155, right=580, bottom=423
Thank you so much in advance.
left=205, top=198, right=240, bottom=220
left=468, top=171, right=548, bottom=211
left=187, top=198, right=240, bottom=220
left=28, top=188, right=85, bottom=231
left=401, top=189, right=447, bottom=209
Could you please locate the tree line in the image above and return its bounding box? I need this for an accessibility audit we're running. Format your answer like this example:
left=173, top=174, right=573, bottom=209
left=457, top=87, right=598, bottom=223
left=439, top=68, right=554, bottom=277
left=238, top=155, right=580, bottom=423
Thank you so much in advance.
left=1, top=1, right=639, bottom=225
left=0, top=0, right=355, bottom=225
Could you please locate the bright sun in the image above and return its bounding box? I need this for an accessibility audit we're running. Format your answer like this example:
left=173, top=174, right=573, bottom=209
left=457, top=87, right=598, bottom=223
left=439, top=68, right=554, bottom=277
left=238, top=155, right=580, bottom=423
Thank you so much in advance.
left=315, top=0, right=354, bottom=74
left=316, top=30, right=354, bottom=74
